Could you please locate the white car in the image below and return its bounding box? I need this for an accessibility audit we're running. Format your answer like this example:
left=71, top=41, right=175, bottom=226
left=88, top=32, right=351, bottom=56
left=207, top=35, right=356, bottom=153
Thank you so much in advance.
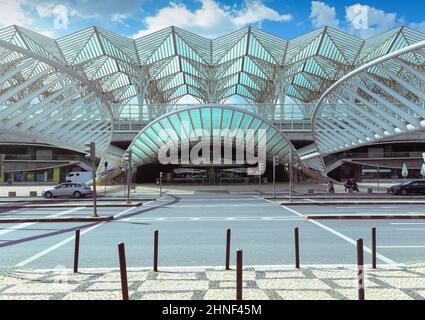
left=65, top=172, right=92, bottom=183
left=42, top=183, right=93, bottom=198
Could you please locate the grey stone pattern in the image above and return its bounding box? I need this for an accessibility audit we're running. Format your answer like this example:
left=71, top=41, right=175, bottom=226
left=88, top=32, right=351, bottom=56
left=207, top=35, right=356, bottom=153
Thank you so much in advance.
left=1, top=265, right=425, bottom=300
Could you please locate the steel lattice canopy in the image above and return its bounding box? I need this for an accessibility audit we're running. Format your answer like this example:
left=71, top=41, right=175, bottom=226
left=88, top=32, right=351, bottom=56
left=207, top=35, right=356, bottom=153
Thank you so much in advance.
left=1, top=25, right=424, bottom=105
left=127, top=105, right=298, bottom=166
left=308, top=40, right=425, bottom=174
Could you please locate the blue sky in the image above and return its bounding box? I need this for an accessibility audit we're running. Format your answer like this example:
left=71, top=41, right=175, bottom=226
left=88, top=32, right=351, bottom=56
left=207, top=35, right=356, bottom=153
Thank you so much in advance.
left=2, top=0, right=425, bottom=39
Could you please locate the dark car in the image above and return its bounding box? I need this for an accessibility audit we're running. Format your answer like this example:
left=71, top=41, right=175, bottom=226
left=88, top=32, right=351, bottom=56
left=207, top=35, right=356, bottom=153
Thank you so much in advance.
left=387, top=180, right=425, bottom=195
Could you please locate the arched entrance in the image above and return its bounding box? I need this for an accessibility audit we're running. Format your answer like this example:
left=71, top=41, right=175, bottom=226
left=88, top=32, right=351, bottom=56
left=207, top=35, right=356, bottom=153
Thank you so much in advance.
left=126, top=105, right=300, bottom=184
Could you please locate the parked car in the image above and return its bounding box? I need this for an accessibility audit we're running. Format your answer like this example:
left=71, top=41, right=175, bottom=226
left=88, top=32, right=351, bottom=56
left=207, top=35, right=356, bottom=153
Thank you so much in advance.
left=42, top=183, right=92, bottom=198
left=387, top=180, right=425, bottom=195
left=65, top=172, right=92, bottom=183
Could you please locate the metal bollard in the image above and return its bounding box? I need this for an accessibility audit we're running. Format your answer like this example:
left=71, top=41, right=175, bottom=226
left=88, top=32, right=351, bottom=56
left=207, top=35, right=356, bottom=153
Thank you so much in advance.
left=372, top=227, right=377, bottom=269
left=294, top=227, right=300, bottom=269
left=118, top=243, right=129, bottom=300
left=73, top=229, right=80, bottom=273
left=225, top=228, right=231, bottom=270
left=159, top=172, right=163, bottom=197
left=357, top=239, right=365, bottom=300
left=236, top=250, right=243, bottom=300
left=153, top=230, right=159, bottom=272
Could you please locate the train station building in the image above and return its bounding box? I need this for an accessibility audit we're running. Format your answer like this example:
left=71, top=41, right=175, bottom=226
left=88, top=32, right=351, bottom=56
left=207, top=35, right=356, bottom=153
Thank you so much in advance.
left=1, top=25, right=425, bottom=184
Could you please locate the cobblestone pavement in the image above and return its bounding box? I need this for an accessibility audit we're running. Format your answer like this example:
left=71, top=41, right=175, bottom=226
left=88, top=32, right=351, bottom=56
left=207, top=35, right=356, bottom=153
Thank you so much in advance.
left=1, top=265, right=425, bottom=300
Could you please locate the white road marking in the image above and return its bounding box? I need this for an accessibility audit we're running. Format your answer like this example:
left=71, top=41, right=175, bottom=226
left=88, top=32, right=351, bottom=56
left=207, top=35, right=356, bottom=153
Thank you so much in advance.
left=140, top=200, right=156, bottom=207
left=15, top=206, right=136, bottom=267
left=335, top=206, right=396, bottom=209
left=354, top=212, right=424, bottom=215
left=395, top=228, right=425, bottom=231
left=391, top=223, right=425, bottom=225
left=174, top=198, right=263, bottom=202
left=230, top=192, right=261, bottom=195
left=120, top=216, right=303, bottom=222
left=281, top=205, right=398, bottom=265
left=377, top=245, right=425, bottom=248
left=0, top=207, right=84, bottom=237
left=164, top=204, right=275, bottom=208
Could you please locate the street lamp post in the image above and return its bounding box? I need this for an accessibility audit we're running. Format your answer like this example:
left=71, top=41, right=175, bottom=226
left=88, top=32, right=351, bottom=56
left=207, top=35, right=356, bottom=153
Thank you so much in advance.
left=124, top=150, right=132, bottom=204
left=273, top=156, right=278, bottom=199
left=159, top=171, right=163, bottom=197
left=377, top=164, right=380, bottom=193
left=103, top=161, right=108, bottom=195
left=258, top=162, right=265, bottom=197
left=85, top=142, right=98, bottom=218
left=0, top=154, right=4, bottom=181
left=289, top=149, right=293, bottom=203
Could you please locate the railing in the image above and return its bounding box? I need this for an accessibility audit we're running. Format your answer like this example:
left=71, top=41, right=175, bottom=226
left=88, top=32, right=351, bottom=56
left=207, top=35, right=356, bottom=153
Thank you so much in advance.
left=112, top=103, right=314, bottom=132
left=4, top=154, right=85, bottom=161
left=324, top=151, right=424, bottom=166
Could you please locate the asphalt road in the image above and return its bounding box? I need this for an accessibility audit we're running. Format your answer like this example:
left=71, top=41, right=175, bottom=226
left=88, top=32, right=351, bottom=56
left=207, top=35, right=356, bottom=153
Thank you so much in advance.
left=0, top=193, right=424, bottom=270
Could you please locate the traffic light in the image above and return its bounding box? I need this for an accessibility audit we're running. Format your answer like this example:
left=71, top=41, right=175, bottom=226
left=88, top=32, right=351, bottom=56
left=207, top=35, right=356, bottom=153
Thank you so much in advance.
left=284, top=161, right=289, bottom=171
left=84, top=142, right=95, bottom=160
left=0, top=154, right=4, bottom=177
left=124, top=150, right=132, bottom=166
left=259, top=162, right=265, bottom=174
left=273, top=156, right=279, bottom=167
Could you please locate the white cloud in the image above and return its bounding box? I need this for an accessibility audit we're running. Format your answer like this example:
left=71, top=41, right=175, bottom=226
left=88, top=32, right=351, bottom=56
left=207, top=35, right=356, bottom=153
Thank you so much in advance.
left=0, top=0, right=32, bottom=28
left=36, top=3, right=71, bottom=30
left=345, top=4, right=400, bottom=38
left=233, top=0, right=292, bottom=26
left=309, top=2, right=405, bottom=38
left=310, top=1, right=339, bottom=28
left=133, top=0, right=292, bottom=39
left=112, top=13, right=129, bottom=24
left=409, top=21, right=425, bottom=33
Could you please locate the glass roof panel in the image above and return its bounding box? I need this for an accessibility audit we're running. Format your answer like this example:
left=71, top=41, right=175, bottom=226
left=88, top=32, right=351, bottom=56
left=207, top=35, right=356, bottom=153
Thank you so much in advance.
left=160, top=117, right=179, bottom=141
left=189, top=108, right=202, bottom=129
left=239, top=114, right=253, bottom=130
left=229, top=112, right=243, bottom=130
left=212, top=108, right=223, bottom=130
left=200, top=107, right=212, bottom=132
left=178, top=110, right=194, bottom=135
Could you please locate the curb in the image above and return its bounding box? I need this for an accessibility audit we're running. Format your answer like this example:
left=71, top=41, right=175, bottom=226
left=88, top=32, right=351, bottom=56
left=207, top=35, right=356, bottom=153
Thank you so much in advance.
left=281, top=202, right=425, bottom=206
left=0, top=202, right=144, bottom=209
left=0, top=198, right=155, bottom=203
left=306, top=215, right=425, bottom=220
left=264, top=195, right=425, bottom=201
left=0, top=216, right=114, bottom=223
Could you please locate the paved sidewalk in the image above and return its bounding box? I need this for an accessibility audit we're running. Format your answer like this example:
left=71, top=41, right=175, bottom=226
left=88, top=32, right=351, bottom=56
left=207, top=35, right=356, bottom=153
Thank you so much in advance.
left=1, top=265, right=425, bottom=300
left=1, top=181, right=415, bottom=197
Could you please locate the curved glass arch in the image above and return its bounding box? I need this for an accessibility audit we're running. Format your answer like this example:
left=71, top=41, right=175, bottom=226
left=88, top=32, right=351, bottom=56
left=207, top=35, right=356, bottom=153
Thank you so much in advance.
left=127, top=105, right=298, bottom=166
